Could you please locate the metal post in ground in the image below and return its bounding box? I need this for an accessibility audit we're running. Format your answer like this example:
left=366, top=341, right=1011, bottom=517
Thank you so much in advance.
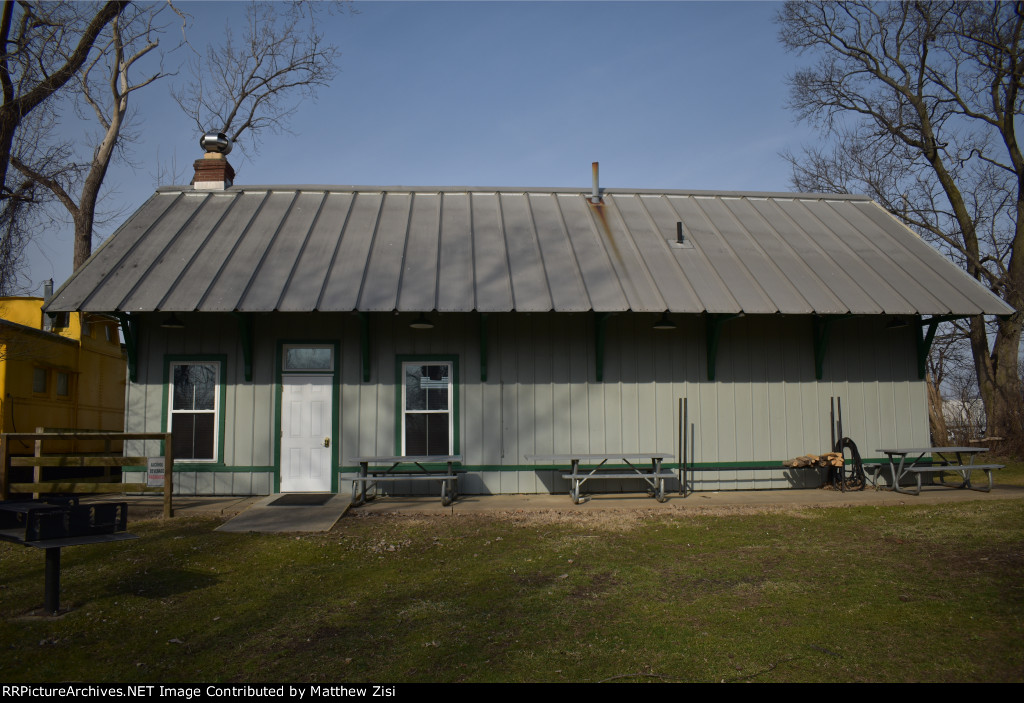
left=44, top=547, right=61, bottom=614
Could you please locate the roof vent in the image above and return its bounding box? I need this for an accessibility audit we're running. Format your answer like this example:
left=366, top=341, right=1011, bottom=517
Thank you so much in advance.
left=669, top=221, right=694, bottom=249
left=193, top=131, right=235, bottom=190
left=200, top=131, right=233, bottom=155
left=591, top=161, right=601, bottom=203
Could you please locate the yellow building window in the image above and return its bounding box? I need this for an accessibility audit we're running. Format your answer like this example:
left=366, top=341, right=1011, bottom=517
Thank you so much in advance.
left=56, top=372, right=69, bottom=397
left=32, top=368, right=47, bottom=394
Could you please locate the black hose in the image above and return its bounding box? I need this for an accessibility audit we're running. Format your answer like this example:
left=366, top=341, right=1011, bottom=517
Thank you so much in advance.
left=832, top=436, right=866, bottom=491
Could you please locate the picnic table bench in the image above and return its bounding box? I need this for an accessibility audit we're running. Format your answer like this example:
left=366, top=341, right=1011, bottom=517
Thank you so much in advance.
left=876, top=447, right=1003, bottom=496
left=525, top=453, right=674, bottom=504
left=349, top=455, right=463, bottom=506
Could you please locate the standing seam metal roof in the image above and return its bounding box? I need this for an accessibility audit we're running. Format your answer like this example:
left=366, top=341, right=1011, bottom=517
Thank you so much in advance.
left=46, top=185, right=1015, bottom=316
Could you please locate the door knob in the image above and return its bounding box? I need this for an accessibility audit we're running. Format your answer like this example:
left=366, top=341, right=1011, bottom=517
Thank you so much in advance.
left=323, top=437, right=330, bottom=448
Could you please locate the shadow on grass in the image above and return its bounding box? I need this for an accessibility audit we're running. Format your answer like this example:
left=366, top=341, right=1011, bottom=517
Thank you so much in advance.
left=110, top=568, right=221, bottom=599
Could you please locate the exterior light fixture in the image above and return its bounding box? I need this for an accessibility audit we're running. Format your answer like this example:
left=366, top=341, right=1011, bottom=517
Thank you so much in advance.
left=652, top=313, right=677, bottom=330
left=410, top=314, right=434, bottom=330
left=885, top=316, right=909, bottom=330
left=161, top=313, right=185, bottom=329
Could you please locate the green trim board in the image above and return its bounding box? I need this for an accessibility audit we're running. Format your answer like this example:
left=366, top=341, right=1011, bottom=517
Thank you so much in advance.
left=158, top=458, right=895, bottom=474
left=337, top=460, right=857, bottom=472
left=161, top=354, right=228, bottom=466
left=160, top=465, right=275, bottom=473
left=393, top=354, right=461, bottom=457
left=274, top=339, right=341, bottom=493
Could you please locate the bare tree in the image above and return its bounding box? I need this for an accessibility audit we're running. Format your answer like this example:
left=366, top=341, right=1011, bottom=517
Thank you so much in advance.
left=0, top=1, right=128, bottom=290
left=0, top=1, right=126, bottom=198
left=778, top=1, right=1024, bottom=449
left=172, top=1, right=340, bottom=152
left=1, top=0, right=343, bottom=286
left=10, top=3, right=168, bottom=269
left=924, top=321, right=977, bottom=443
left=0, top=174, right=36, bottom=294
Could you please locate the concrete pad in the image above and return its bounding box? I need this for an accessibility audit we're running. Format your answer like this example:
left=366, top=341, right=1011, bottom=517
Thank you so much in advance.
left=215, top=494, right=349, bottom=533
left=80, top=494, right=260, bottom=521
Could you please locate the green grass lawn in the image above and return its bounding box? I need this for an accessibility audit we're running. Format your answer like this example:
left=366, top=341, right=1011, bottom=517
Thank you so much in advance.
left=1, top=500, right=1022, bottom=683
left=993, top=457, right=1024, bottom=486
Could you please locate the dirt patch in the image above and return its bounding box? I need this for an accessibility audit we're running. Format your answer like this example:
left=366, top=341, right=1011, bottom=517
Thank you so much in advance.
left=568, top=570, right=622, bottom=600
left=340, top=505, right=825, bottom=532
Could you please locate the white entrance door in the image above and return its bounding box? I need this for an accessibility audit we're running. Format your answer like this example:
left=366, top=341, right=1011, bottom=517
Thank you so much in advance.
left=280, top=374, right=333, bottom=492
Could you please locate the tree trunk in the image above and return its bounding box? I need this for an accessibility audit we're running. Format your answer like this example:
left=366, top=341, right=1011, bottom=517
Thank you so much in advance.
left=926, top=371, right=949, bottom=446
left=976, top=312, right=1024, bottom=451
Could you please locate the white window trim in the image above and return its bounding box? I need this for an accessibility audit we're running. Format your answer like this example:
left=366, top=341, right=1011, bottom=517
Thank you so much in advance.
left=400, top=360, right=454, bottom=456
left=168, top=360, right=221, bottom=463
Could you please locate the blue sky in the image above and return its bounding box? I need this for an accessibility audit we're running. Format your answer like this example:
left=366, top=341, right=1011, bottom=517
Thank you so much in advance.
left=28, top=0, right=819, bottom=293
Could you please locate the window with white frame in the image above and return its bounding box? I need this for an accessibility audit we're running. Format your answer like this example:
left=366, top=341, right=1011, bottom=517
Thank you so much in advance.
left=401, top=361, right=453, bottom=456
left=169, top=361, right=220, bottom=461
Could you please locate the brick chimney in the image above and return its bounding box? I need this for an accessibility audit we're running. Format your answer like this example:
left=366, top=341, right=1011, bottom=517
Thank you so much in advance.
left=193, top=131, right=234, bottom=190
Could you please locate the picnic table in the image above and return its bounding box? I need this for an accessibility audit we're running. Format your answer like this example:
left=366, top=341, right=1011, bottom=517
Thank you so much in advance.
left=349, top=455, right=463, bottom=506
left=525, top=453, right=674, bottom=504
left=875, top=447, right=1003, bottom=496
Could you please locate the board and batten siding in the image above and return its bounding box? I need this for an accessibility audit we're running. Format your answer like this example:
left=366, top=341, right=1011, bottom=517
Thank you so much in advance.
left=122, top=311, right=926, bottom=495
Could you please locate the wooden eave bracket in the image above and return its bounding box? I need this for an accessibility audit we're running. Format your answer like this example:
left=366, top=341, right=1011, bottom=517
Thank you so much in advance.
left=231, top=312, right=254, bottom=382
left=813, top=314, right=855, bottom=381
left=595, top=312, right=612, bottom=382
left=359, top=312, right=370, bottom=382
left=480, top=313, right=489, bottom=382
left=115, top=313, right=138, bottom=383
left=915, top=314, right=967, bottom=379
left=705, top=313, right=743, bottom=381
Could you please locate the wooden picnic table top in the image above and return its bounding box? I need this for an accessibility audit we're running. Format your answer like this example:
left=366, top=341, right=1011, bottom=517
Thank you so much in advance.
left=525, top=453, right=674, bottom=462
left=877, top=447, right=987, bottom=455
left=349, top=455, right=462, bottom=464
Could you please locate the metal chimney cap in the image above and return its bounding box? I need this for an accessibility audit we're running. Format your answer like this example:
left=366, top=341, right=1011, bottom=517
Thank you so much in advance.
left=200, top=131, right=233, bottom=155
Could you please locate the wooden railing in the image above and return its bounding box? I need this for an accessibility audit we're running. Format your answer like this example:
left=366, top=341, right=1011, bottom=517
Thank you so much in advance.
left=0, top=430, right=174, bottom=518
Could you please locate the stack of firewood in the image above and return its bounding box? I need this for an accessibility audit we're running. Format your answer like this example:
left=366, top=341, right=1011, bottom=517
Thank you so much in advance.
left=784, top=452, right=844, bottom=468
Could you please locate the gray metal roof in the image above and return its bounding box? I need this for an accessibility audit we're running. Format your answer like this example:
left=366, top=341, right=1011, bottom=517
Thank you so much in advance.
left=47, top=185, right=1015, bottom=316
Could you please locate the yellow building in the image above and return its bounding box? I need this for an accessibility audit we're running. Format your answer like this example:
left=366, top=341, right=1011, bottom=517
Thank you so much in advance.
left=0, top=296, right=126, bottom=454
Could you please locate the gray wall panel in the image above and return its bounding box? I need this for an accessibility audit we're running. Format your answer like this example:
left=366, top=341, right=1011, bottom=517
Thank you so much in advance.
left=129, top=311, right=928, bottom=495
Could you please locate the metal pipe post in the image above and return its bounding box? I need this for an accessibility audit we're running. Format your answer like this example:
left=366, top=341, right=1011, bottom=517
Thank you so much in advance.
left=44, top=547, right=61, bottom=614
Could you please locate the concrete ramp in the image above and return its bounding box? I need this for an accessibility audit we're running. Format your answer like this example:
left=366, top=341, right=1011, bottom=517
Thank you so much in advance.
left=215, top=494, right=349, bottom=533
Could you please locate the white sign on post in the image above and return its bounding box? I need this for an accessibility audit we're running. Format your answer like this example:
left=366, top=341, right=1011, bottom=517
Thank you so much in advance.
left=147, top=457, right=165, bottom=487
